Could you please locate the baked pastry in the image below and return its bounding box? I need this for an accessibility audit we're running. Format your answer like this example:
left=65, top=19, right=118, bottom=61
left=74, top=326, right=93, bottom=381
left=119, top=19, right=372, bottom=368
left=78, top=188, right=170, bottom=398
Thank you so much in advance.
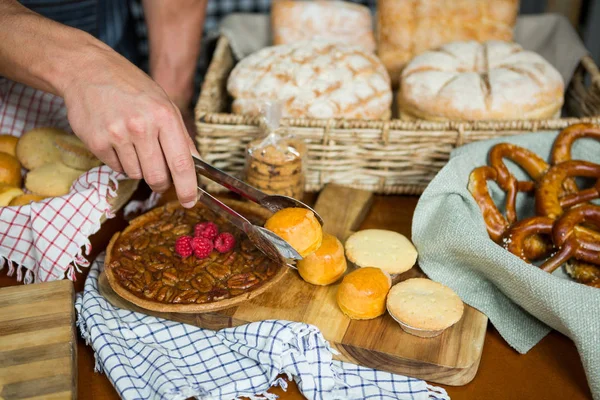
left=228, top=41, right=392, bottom=120
left=297, top=232, right=347, bottom=285
left=25, top=162, right=83, bottom=197
left=271, top=0, right=375, bottom=52
left=336, top=267, right=391, bottom=320
left=16, top=127, right=68, bottom=170
left=0, top=135, right=18, bottom=157
left=105, top=200, right=287, bottom=313
left=387, top=278, right=464, bottom=338
left=377, top=0, right=519, bottom=85
left=345, top=229, right=418, bottom=275
left=0, top=152, right=22, bottom=187
left=9, top=193, right=46, bottom=206
left=264, top=208, right=323, bottom=257
left=0, top=184, right=24, bottom=206
left=54, top=135, right=102, bottom=170
left=399, top=41, right=564, bottom=121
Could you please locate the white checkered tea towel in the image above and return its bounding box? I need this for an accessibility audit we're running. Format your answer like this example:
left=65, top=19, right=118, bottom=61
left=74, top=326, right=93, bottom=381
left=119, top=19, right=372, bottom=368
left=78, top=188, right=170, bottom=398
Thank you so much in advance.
left=76, top=254, right=450, bottom=400
left=0, top=78, right=129, bottom=283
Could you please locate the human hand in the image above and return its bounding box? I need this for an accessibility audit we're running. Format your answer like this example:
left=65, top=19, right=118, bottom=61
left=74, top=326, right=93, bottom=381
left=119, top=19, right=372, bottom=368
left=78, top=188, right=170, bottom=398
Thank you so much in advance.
left=61, top=46, right=199, bottom=208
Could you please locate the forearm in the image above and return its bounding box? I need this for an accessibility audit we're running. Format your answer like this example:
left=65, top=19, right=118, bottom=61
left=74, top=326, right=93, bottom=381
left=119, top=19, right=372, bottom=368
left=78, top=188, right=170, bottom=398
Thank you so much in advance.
left=143, top=0, right=207, bottom=110
left=0, top=0, right=110, bottom=97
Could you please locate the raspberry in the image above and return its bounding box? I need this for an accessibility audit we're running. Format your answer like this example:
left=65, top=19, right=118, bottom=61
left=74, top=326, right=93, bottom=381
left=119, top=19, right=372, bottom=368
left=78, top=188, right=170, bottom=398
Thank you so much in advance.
left=174, top=236, right=193, bottom=258
left=192, top=236, right=214, bottom=259
left=214, top=232, right=236, bottom=253
left=194, top=221, right=219, bottom=240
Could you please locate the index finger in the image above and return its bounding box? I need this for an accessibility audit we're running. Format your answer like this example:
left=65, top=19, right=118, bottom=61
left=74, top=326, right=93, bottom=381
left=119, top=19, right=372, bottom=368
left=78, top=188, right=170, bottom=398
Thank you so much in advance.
left=158, top=108, right=198, bottom=208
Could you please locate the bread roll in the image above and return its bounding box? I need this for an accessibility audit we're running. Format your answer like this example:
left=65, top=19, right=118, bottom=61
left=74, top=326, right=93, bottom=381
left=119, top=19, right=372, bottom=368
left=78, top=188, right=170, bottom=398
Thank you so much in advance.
left=0, top=135, right=18, bottom=157
left=0, top=185, right=24, bottom=207
left=377, top=0, right=519, bottom=85
left=16, top=127, right=68, bottom=170
left=264, top=207, right=323, bottom=257
left=272, top=0, right=375, bottom=52
left=399, top=41, right=564, bottom=121
left=297, top=232, right=347, bottom=285
left=228, top=41, right=392, bottom=120
left=25, top=162, right=83, bottom=197
left=0, top=152, right=22, bottom=187
left=336, top=267, right=391, bottom=320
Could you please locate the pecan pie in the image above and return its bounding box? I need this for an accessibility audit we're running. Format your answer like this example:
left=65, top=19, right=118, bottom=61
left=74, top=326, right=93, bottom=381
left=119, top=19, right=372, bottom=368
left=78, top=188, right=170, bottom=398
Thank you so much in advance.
left=104, top=199, right=287, bottom=313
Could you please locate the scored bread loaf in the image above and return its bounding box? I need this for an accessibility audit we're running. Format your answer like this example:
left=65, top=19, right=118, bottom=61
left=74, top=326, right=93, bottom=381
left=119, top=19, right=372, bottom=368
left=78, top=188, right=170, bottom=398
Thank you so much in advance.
left=227, top=41, right=392, bottom=120
left=398, top=40, right=564, bottom=121
left=271, top=0, right=375, bottom=52
left=377, top=0, right=519, bottom=85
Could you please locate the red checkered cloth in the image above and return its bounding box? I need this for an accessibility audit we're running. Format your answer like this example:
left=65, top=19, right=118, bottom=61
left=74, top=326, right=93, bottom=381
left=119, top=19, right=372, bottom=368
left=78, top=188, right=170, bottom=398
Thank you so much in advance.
left=0, top=78, right=129, bottom=283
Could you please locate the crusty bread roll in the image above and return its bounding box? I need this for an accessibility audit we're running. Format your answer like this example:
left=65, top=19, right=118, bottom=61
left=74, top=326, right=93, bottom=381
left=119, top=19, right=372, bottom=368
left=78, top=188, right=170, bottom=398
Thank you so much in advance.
left=0, top=135, right=18, bottom=157
left=377, top=0, right=519, bottom=85
left=272, top=0, right=375, bottom=52
left=399, top=41, right=564, bottom=121
left=297, top=232, right=347, bottom=285
left=264, top=207, right=323, bottom=257
left=228, top=41, right=392, bottom=120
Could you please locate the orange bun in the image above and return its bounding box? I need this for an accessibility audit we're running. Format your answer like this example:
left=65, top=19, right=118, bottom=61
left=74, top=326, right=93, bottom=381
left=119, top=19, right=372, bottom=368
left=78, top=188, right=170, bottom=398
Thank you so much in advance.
left=0, top=153, right=22, bottom=187
left=0, top=135, right=18, bottom=157
left=9, top=193, right=47, bottom=206
left=297, top=232, right=347, bottom=285
left=336, top=267, right=391, bottom=320
left=264, top=207, right=323, bottom=257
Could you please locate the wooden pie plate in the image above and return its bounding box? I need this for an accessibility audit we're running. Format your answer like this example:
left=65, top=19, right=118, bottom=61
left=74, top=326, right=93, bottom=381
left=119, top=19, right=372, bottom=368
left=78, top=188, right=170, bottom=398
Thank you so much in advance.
left=104, top=199, right=289, bottom=314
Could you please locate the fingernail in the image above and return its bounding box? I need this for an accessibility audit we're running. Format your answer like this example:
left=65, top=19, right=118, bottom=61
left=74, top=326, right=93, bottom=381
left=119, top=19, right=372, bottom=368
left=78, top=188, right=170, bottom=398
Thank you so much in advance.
left=182, top=200, right=196, bottom=209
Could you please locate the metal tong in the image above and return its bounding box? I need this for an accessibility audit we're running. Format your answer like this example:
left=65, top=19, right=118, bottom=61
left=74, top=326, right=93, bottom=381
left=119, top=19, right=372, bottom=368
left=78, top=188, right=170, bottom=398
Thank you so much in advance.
left=192, top=155, right=323, bottom=267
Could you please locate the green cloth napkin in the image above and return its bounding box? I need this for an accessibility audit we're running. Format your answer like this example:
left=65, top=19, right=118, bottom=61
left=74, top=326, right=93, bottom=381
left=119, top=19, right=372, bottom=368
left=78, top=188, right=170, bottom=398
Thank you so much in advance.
left=412, top=131, right=600, bottom=400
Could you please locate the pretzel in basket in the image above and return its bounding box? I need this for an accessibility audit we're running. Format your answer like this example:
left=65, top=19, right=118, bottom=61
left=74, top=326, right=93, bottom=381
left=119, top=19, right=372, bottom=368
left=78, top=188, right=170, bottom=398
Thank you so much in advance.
left=551, top=123, right=600, bottom=194
left=468, top=124, right=600, bottom=288
left=540, top=204, right=600, bottom=273
left=535, top=160, right=600, bottom=219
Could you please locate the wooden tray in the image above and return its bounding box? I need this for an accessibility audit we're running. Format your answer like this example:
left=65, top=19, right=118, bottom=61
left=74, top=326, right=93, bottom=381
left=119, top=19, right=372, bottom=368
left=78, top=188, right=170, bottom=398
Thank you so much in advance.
left=99, top=184, right=488, bottom=386
left=0, top=280, right=76, bottom=400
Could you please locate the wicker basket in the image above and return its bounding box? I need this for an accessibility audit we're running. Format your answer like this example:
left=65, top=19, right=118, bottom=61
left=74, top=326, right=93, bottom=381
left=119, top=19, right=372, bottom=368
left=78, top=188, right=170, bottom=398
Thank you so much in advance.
left=195, top=36, right=600, bottom=195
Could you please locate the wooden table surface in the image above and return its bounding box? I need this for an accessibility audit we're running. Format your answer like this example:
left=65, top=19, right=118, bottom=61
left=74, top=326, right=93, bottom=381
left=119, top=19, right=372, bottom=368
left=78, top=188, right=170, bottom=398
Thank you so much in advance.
left=0, top=189, right=593, bottom=400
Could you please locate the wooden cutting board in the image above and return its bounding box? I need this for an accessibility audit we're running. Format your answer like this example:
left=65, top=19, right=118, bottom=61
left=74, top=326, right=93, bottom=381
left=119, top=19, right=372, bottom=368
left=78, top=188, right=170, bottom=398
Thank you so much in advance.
left=0, top=280, right=77, bottom=400
left=99, top=184, right=488, bottom=386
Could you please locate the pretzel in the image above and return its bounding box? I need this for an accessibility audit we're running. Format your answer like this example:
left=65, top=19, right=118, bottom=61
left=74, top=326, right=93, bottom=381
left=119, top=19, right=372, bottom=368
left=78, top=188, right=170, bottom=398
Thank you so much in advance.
left=565, top=260, right=600, bottom=288
left=489, top=143, right=549, bottom=194
left=551, top=123, right=600, bottom=193
left=535, top=161, right=600, bottom=219
left=503, top=216, right=554, bottom=262
left=540, top=204, right=600, bottom=272
left=468, top=166, right=513, bottom=242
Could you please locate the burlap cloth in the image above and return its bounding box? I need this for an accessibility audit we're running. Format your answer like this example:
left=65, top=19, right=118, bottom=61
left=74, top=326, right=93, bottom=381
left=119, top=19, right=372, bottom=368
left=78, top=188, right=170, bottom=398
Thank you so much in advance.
left=412, top=132, right=600, bottom=399
left=219, top=13, right=589, bottom=86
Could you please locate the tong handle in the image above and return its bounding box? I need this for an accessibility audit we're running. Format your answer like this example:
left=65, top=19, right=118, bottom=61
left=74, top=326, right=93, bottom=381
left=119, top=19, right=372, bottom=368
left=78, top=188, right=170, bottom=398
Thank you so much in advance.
left=193, top=155, right=266, bottom=203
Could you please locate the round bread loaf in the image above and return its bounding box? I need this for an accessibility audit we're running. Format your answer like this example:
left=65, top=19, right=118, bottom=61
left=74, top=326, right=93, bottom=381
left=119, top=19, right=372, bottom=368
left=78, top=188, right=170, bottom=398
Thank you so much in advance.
left=272, top=0, right=375, bottom=52
left=228, top=41, right=392, bottom=120
left=399, top=40, right=564, bottom=121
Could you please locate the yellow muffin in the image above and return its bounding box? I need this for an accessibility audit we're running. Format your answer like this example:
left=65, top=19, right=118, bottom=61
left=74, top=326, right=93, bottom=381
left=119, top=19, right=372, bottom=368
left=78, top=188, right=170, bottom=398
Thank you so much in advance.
left=336, top=267, right=391, bottom=320
left=16, top=127, right=68, bottom=170
left=9, top=193, right=47, bottom=206
left=0, top=152, right=22, bottom=187
left=297, top=232, right=347, bottom=285
left=25, top=162, right=83, bottom=197
left=264, top=207, right=323, bottom=257
left=0, top=184, right=24, bottom=206
left=0, top=135, right=19, bottom=156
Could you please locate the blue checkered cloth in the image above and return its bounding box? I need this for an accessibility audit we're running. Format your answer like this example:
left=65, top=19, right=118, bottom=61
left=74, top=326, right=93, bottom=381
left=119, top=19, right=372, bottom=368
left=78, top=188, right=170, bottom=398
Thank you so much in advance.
left=76, top=254, right=450, bottom=400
